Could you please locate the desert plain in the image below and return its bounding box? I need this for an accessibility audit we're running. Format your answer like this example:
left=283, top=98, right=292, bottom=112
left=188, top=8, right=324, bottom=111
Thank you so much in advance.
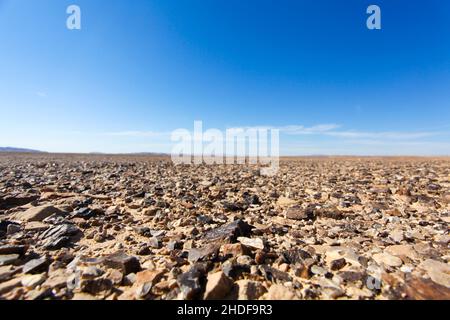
left=0, top=153, right=449, bottom=300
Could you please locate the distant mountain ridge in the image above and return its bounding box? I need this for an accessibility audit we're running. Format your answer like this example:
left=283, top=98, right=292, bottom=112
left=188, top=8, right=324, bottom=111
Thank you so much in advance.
left=0, top=147, right=44, bottom=153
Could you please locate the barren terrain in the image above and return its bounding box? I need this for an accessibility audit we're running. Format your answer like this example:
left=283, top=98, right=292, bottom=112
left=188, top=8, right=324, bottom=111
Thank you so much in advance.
left=0, top=153, right=449, bottom=300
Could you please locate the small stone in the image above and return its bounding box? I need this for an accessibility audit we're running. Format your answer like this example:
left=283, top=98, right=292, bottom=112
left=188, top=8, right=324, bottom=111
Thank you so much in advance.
left=23, top=257, right=50, bottom=274
left=148, top=237, right=160, bottom=249
left=311, top=265, right=327, bottom=276
left=385, top=245, right=419, bottom=261
left=237, top=237, right=264, bottom=250
left=0, top=254, right=20, bottom=266
left=167, top=240, right=183, bottom=251
left=235, top=280, right=267, bottom=300
left=373, top=253, right=403, bottom=268
left=6, top=224, right=21, bottom=235
left=389, top=229, right=404, bottom=243
left=133, top=269, right=166, bottom=298
left=284, top=205, right=315, bottom=220
left=188, top=245, right=220, bottom=263
left=330, top=258, right=347, bottom=271
left=21, top=274, right=46, bottom=288
left=236, top=255, right=253, bottom=266
left=203, top=271, right=234, bottom=300
left=265, top=284, right=298, bottom=300
left=177, top=264, right=207, bottom=300
left=221, top=243, right=250, bottom=257
left=103, top=252, right=141, bottom=275
left=203, top=220, right=253, bottom=243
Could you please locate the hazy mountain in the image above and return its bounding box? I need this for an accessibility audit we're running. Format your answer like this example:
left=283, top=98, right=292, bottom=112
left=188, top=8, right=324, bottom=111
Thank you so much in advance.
left=0, top=147, right=44, bottom=153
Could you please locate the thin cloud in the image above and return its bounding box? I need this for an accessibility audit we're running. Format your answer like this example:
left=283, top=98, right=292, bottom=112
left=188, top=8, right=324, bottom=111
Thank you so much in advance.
left=35, top=91, right=47, bottom=98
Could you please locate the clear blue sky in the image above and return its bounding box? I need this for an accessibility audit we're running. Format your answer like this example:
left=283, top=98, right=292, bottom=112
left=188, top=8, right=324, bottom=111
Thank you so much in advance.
left=1, top=0, right=449, bottom=155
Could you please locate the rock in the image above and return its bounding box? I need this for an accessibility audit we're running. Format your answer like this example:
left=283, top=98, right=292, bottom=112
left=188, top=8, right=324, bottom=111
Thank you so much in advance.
left=282, top=249, right=312, bottom=265
left=385, top=245, right=419, bottom=261
left=220, top=243, right=250, bottom=257
left=237, top=237, right=264, bottom=250
left=311, top=265, right=327, bottom=276
left=265, top=284, right=298, bottom=300
left=235, top=280, right=267, bottom=300
left=204, top=219, right=253, bottom=243
left=39, top=223, right=81, bottom=250
left=276, top=197, right=298, bottom=207
left=21, top=274, right=46, bottom=288
left=0, top=194, right=39, bottom=210
left=167, top=240, right=183, bottom=251
left=133, top=269, right=166, bottom=298
left=6, top=224, right=21, bottom=235
left=373, top=253, right=403, bottom=268
left=0, top=245, right=27, bottom=256
left=330, top=258, right=347, bottom=271
left=80, top=278, right=113, bottom=295
left=419, top=259, right=450, bottom=288
left=15, top=205, right=63, bottom=222
left=284, top=205, right=314, bottom=220
left=23, top=257, right=50, bottom=274
left=0, top=277, right=22, bottom=295
left=103, top=252, right=141, bottom=275
left=0, top=254, right=20, bottom=266
left=404, top=276, right=450, bottom=299
left=389, top=229, right=404, bottom=243
left=259, top=265, right=292, bottom=283
left=177, top=264, right=207, bottom=300
left=203, top=271, right=234, bottom=300
left=24, top=221, right=49, bottom=232
left=188, top=245, right=220, bottom=263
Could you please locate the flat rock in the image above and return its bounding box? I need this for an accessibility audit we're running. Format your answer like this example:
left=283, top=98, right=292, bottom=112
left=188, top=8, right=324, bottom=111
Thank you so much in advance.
left=373, top=252, right=403, bottom=268
left=103, top=252, right=141, bottom=275
left=237, top=237, right=264, bottom=250
left=15, top=205, right=63, bottom=222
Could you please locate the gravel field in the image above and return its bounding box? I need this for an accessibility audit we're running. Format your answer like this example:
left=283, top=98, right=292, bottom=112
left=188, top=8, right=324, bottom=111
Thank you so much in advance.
left=0, top=153, right=449, bottom=300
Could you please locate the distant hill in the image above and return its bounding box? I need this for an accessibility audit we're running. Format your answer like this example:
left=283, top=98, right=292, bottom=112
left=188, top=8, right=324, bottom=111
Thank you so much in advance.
left=0, top=147, right=44, bottom=153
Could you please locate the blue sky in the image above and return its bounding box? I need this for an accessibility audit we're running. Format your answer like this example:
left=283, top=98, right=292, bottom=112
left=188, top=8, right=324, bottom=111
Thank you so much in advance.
left=0, top=0, right=449, bottom=155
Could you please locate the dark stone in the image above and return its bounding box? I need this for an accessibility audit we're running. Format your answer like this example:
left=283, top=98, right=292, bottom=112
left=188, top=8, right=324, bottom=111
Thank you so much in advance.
left=188, top=245, right=220, bottom=263
left=80, top=278, right=113, bottom=295
left=177, top=264, right=207, bottom=300
left=167, top=240, right=183, bottom=251
left=282, top=249, right=312, bottom=265
left=259, top=265, right=292, bottom=283
left=204, top=219, right=253, bottom=243
left=71, top=207, right=99, bottom=220
left=0, top=195, right=39, bottom=210
left=0, top=245, right=28, bottom=256
left=330, top=258, right=347, bottom=271
left=0, top=221, right=19, bottom=233
left=134, top=226, right=152, bottom=237
left=221, top=261, right=251, bottom=279
left=39, top=224, right=81, bottom=250
left=23, top=256, right=50, bottom=274
left=222, top=202, right=244, bottom=212
left=338, top=271, right=365, bottom=282
left=103, top=252, right=141, bottom=275
left=243, top=193, right=261, bottom=205
left=197, top=215, right=214, bottom=224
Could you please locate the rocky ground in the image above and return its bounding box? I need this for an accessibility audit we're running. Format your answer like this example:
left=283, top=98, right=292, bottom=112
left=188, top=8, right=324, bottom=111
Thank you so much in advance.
left=0, top=153, right=449, bottom=300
